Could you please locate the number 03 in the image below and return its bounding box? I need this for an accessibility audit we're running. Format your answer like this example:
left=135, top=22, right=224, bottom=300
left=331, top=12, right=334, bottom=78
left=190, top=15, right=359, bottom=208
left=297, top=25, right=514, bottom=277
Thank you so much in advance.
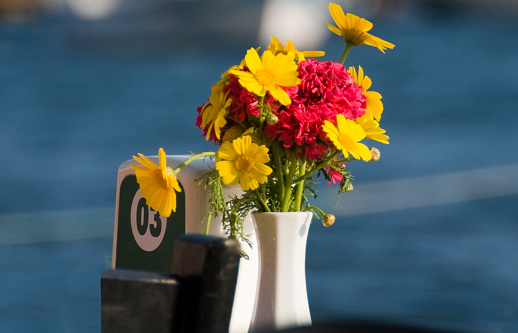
left=130, top=189, right=167, bottom=252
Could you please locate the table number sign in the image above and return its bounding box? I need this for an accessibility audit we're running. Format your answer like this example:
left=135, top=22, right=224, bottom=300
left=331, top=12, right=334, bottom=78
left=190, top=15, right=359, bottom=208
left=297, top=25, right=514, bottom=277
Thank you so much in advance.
left=112, top=155, right=215, bottom=274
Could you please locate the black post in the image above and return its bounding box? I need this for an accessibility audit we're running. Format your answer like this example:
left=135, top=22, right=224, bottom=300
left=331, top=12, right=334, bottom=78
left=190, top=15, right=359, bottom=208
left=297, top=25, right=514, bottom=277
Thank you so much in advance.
left=101, top=234, right=240, bottom=333
left=101, top=269, right=181, bottom=332
left=171, top=234, right=241, bottom=333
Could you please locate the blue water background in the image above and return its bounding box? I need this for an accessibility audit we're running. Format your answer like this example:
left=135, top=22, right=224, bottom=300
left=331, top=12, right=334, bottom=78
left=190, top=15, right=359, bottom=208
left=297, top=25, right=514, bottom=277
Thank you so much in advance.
left=1, top=2, right=518, bottom=332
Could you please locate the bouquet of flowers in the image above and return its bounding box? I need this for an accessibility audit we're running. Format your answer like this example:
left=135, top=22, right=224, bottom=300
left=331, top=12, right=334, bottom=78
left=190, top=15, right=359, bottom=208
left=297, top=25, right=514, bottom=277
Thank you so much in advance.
left=130, top=3, right=394, bottom=248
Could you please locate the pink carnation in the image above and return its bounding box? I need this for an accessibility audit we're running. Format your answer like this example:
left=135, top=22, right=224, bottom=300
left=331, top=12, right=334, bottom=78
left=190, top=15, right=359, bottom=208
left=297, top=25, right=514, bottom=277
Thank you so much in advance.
left=224, top=75, right=258, bottom=122
left=301, top=143, right=327, bottom=161
left=324, top=164, right=344, bottom=188
left=266, top=102, right=317, bottom=147
left=266, top=59, right=366, bottom=160
left=225, top=74, right=281, bottom=122
left=266, top=102, right=333, bottom=160
left=297, top=59, right=366, bottom=120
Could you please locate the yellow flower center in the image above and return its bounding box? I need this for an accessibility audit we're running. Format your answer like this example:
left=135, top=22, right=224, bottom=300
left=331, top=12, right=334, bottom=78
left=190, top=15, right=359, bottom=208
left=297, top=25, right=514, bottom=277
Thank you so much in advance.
left=256, top=69, right=275, bottom=87
left=235, top=155, right=254, bottom=173
left=338, top=133, right=355, bottom=149
left=222, top=125, right=245, bottom=143
left=341, top=28, right=368, bottom=46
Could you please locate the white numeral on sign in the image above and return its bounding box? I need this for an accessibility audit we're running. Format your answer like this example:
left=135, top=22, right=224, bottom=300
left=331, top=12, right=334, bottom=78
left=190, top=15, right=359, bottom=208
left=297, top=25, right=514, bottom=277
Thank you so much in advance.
left=130, top=188, right=167, bottom=252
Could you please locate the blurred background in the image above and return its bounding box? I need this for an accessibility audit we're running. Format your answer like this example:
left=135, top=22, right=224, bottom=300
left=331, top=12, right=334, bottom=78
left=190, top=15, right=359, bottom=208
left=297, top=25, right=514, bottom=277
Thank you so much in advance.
left=1, top=0, right=518, bottom=331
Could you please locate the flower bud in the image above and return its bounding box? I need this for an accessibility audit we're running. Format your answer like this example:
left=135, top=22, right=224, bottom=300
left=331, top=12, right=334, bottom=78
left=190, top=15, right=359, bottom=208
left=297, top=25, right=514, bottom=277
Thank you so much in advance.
left=267, top=113, right=279, bottom=126
left=370, top=147, right=380, bottom=162
left=340, top=178, right=353, bottom=193
left=322, top=214, right=335, bottom=227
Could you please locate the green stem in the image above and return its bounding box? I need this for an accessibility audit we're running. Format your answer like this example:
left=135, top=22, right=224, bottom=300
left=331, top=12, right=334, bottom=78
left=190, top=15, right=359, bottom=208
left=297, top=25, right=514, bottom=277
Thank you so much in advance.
left=258, top=95, right=266, bottom=133
left=205, top=213, right=212, bottom=235
left=339, top=42, right=354, bottom=66
left=281, top=159, right=298, bottom=212
left=294, top=160, right=306, bottom=211
left=173, top=151, right=217, bottom=174
left=256, top=191, right=271, bottom=212
left=305, top=205, right=326, bottom=219
left=272, top=143, right=285, bottom=201
left=293, top=150, right=340, bottom=184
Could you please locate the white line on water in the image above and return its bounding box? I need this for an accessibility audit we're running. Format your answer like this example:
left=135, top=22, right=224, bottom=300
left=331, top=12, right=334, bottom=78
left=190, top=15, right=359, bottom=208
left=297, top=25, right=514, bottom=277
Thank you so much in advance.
left=1, top=164, right=517, bottom=244
left=0, top=207, right=114, bottom=245
left=323, top=163, right=518, bottom=216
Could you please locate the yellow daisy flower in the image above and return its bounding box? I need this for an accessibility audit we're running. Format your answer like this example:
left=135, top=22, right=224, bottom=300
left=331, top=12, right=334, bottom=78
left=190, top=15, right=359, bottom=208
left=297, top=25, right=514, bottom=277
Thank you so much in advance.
left=356, top=115, right=389, bottom=144
left=267, top=36, right=325, bottom=62
left=349, top=66, right=384, bottom=121
left=230, top=48, right=300, bottom=106
left=323, top=114, right=372, bottom=161
left=327, top=3, right=395, bottom=53
left=216, top=136, right=273, bottom=191
left=200, top=82, right=231, bottom=140
left=130, top=148, right=181, bottom=218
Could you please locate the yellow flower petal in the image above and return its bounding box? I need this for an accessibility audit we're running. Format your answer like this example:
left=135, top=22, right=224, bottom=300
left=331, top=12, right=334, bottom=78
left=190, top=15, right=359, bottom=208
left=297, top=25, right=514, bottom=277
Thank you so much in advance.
left=356, top=116, right=389, bottom=144
left=216, top=136, right=272, bottom=191
left=199, top=82, right=230, bottom=140
left=349, top=66, right=384, bottom=121
left=230, top=48, right=300, bottom=106
left=329, top=3, right=347, bottom=30
left=245, top=48, right=263, bottom=74
left=159, top=148, right=166, bottom=175
left=133, top=153, right=159, bottom=171
left=130, top=148, right=182, bottom=217
left=217, top=160, right=240, bottom=185
left=266, top=37, right=324, bottom=62
left=323, top=114, right=371, bottom=161
left=328, top=3, right=394, bottom=53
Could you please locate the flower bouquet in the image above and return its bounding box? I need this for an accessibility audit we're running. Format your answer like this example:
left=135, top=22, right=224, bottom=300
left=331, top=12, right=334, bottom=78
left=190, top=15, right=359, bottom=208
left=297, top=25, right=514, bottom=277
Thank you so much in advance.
left=129, top=3, right=394, bottom=331
left=130, top=3, right=394, bottom=250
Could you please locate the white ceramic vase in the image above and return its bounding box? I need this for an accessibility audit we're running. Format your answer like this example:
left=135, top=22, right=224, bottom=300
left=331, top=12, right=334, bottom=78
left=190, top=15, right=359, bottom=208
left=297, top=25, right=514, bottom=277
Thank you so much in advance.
left=249, top=211, right=312, bottom=332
